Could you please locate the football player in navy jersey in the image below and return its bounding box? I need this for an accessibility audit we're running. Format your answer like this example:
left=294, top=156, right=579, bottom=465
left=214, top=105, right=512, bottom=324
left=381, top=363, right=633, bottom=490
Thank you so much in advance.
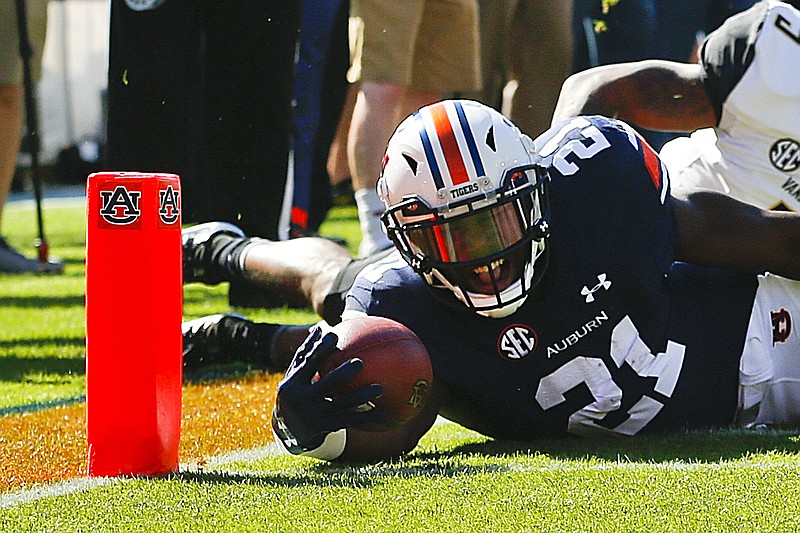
left=182, top=99, right=800, bottom=463
left=553, top=1, right=800, bottom=212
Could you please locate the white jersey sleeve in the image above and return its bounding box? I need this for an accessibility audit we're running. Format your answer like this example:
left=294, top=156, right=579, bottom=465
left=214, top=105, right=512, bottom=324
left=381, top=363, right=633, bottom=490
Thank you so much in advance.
left=663, top=1, right=800, bottom=211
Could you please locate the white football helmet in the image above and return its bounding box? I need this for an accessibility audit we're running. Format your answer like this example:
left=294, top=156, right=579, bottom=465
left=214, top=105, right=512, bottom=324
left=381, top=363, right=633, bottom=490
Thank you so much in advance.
left=378, top=100, right=550, bottom=318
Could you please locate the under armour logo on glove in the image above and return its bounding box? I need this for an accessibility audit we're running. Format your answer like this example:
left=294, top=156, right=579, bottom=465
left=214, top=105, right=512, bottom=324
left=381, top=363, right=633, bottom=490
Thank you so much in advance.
left=581, top=273, right=611, bottom=303
left=125, top=0, right=166, bottom=11
left=272, top=414, right=300, bottom=453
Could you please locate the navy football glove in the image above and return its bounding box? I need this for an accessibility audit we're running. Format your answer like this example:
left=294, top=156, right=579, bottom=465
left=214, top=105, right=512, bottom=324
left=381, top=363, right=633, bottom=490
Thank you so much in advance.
left=271, top=325, right=386, bottom=457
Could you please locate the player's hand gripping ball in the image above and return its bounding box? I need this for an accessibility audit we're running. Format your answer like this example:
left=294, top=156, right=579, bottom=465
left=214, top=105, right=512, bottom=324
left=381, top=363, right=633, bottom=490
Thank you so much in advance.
left=318, top=316, right=434, bottom=431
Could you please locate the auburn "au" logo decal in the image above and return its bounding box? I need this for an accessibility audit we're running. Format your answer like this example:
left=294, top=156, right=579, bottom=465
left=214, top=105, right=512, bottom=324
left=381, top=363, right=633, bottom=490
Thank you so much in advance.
left=159, top=185, right=180, bottom=225
left=99, top=186, right=141, bottom=225
left=771, top=308, right=792, bottom=345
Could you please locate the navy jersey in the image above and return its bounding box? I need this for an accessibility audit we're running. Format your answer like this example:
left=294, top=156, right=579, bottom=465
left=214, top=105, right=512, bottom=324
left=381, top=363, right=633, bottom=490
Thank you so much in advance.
left=345, top=116, right=758, bottom=439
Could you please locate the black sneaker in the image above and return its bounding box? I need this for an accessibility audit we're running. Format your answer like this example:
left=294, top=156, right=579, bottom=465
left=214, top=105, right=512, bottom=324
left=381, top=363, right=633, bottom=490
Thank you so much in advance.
left=182, top=313, right=277, bottom=371
left=182, top=222, right=245, bottom=284
left=0, top=237, right=64, bottom=274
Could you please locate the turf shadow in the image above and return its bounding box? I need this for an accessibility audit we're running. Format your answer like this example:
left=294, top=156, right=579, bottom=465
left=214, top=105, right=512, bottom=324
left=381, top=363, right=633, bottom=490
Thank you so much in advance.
left=441, top=428, right=800, bottom=464
left=174, top=461, right=521, bottom=487
left=170, top=429, right=800, bottom=489
left=0, top=294, right=85, bottom=308
left=173, top=470, right=383, bottom=488
left=0, top=354, right=85, bottom=382
left=0, top=337, right=84, bottom=349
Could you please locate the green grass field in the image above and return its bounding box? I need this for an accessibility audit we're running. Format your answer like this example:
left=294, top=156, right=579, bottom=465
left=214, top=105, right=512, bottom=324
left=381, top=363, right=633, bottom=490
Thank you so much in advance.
left=3, top=193, right=800, bottom=532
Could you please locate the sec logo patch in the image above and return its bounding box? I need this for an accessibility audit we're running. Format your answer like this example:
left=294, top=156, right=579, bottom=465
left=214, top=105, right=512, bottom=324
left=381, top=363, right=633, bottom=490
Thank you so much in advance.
left=497, top=324, right=538, bottom=361
left=770, top=138, right=800, bottom=173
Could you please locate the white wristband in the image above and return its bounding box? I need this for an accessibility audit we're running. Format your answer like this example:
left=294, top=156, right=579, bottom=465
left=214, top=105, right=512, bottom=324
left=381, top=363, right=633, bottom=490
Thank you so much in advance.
left=301, top=429, right=347, bottom=460
left=272, top=427, right=347, bottom=461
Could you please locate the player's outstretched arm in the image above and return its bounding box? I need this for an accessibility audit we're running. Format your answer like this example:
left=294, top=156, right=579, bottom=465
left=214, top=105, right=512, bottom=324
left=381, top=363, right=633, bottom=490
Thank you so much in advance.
left=552, top=60, right=716, bottom=132
left=673, top=190, right=800, bottom=280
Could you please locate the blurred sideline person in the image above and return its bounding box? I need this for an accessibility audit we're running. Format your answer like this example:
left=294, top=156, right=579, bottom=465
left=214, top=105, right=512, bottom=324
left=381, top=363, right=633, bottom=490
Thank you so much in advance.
left=106, top=0, right=300, bottom=238
left=289, top=0, right=351, bottom=238
left=553, top=1, right=800, bottom=211
left=463, top=0, right=573, bottom=138
left=571, top=0, right=759, bottom=151
left=653, top=0, right=760, bottom=63
left=106, top=0, right=301, bottom=307
left=184, top=100, right=800, bottom=462
left=0, top=0, right=62, bottom=273
left=346, top=0, right=482, bottom=257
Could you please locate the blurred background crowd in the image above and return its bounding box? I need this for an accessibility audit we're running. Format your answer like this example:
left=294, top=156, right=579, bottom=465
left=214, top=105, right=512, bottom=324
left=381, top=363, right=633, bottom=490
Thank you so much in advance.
left=2, top=0, right=759, bottom=279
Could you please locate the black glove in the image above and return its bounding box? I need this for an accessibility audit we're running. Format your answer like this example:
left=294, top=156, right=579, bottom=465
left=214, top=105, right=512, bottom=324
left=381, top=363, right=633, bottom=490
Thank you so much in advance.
left=271, top=325, right=387, bottom=455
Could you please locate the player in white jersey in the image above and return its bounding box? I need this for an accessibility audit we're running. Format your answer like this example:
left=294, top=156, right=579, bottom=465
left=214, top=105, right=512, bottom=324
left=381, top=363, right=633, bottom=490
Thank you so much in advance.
left=552, top=1, right=800, bottom=211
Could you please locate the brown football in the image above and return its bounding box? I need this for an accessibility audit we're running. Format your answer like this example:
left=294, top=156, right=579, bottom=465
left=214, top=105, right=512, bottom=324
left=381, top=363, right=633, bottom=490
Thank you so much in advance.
left=318, top=316, right=434, bottom=431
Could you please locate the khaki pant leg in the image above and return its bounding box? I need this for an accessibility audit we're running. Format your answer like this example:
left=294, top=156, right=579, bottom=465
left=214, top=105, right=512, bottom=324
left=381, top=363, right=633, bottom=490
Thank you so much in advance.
left=460, top=0, right=517, bottom=107
left=0, top=0, right=49, bottom=84
left=410, top=0, right=481, bottom=93
left=508, top=0, right=573, bottom=137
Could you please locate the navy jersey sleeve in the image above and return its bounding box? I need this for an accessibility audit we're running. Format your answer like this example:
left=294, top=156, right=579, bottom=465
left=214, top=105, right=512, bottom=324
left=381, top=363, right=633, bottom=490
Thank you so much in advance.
left=534, top=115, right=679, bottom=284
left=700, top=2, right=767, bottom=121
left=343, top=250, right=429, bottom=319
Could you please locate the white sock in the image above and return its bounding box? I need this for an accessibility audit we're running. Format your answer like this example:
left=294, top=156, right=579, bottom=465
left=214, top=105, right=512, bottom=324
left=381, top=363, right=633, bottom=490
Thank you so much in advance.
left=354, top=188, right=392, bottom=257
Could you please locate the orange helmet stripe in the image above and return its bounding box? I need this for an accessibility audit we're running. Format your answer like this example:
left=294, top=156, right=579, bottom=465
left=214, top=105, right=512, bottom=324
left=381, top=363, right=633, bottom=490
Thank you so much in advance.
left=429, top=102, right=470, bottom=185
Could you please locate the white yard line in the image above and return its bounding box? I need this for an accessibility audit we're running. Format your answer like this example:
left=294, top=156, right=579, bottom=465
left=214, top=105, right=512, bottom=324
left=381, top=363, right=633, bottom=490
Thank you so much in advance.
left=7, top=185, right=86, bottom=209
left=0, top=443, right=283, bottom=510
left=2, top=423, right=799, bottom=509
left=0, top=477, right=122, bottom=510
left=6, top=196, right=86, bottom=210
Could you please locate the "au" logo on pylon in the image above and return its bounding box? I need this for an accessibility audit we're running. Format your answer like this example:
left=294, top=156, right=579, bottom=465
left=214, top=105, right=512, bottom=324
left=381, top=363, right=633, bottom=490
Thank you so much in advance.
left=99, top=186, right=142, bottom=225
left=159, top=185, right=180, bottom=225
